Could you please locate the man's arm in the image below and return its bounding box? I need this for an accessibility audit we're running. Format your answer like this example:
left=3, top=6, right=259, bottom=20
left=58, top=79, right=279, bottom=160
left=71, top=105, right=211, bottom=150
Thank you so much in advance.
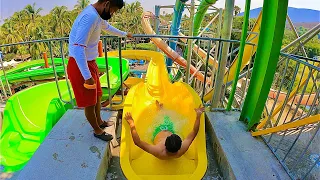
left=124, top=113, right=159, bottom=156
left=177, top=105, right=205, bottom=156
left=101, top=20, right=132, bottom=37
left=73, top=14, right=96, bottom=81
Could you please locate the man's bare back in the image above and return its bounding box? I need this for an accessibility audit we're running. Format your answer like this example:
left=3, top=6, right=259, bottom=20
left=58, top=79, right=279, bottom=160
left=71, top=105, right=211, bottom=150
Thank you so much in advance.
left=125, top=101, right=205, bottom=160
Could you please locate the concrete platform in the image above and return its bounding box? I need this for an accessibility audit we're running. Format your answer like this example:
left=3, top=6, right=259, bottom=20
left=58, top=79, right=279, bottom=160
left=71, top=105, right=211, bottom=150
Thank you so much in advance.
left=17, top=109, right=117, bottom=180
left=206, top=111, right=290, bottom=180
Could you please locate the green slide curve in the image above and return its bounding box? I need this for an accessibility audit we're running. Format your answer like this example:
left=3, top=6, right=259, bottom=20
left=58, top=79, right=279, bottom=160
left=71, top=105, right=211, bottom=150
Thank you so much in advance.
left=193, top=0, right=218, bottom=36
left=0, top=57, right=129, bottom=172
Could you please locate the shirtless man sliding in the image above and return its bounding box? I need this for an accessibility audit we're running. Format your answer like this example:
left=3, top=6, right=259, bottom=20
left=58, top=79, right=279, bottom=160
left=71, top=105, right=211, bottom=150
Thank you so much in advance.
left=124, top=101, right=205, bottom=160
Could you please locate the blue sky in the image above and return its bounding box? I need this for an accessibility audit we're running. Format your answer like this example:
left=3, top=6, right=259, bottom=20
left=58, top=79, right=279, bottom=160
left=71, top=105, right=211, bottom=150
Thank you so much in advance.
left=0, top=0, right=319, bottom=23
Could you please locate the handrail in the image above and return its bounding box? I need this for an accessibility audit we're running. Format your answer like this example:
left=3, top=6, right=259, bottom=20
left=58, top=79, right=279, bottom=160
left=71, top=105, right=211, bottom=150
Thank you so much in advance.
left=0, top=35, right=256, bottom=48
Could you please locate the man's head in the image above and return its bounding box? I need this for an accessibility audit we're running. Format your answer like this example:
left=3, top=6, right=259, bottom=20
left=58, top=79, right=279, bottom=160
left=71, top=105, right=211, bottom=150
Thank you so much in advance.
left=97, top=0, right=125, bottom=20
left=165, top=134, right=182, bottom=153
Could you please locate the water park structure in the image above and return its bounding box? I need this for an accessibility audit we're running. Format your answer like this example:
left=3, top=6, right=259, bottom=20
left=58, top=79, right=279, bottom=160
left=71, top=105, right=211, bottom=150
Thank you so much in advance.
left=0, top=0, right=319, bottom=179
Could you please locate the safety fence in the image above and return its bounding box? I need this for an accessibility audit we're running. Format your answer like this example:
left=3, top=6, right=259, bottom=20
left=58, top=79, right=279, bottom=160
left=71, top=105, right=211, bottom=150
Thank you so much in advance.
left=0, top=35, right=256, bottom=111
left=253, top=53, right=319, bottom=180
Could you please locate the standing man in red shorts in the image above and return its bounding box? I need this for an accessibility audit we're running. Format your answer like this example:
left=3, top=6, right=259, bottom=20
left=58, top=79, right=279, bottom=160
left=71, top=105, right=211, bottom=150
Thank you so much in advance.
left=68, top=0, right=132, bottom=141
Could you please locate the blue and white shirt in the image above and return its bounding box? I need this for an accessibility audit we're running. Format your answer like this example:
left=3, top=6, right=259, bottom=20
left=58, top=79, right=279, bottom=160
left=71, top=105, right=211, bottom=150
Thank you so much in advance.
left=69, top=5, right=127, bottom=80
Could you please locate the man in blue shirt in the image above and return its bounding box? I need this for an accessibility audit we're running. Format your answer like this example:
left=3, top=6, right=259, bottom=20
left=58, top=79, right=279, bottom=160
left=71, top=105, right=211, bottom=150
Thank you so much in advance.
left=67, top=0, right=132, bottom=141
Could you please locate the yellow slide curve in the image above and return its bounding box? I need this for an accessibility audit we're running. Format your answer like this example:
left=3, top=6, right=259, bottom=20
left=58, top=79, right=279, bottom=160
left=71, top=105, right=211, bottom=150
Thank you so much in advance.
left=141, top=11, right=263, bottom=102
left=113, top=50, right=207, bottom=179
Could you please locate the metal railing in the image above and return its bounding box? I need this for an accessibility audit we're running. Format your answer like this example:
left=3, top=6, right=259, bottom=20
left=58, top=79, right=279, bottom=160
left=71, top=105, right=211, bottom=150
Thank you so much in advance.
left=0, top=35, right=257, bottom=112
left=261, top=53, right=319, bottom=180
left=0, top=36, right=127, bottom=110
left=1, top=34, right=318, bottom=179
left=129, top=34, right=256, bottom=110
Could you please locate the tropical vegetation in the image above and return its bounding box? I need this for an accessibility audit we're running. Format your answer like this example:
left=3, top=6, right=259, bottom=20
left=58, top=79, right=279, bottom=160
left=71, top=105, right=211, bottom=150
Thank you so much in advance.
left=0, top=1, right=144, bottom=60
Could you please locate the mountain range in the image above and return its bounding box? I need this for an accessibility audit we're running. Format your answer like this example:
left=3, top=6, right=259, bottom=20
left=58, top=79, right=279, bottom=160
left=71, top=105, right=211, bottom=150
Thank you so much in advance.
left=238, top=7, right=320, bottom=24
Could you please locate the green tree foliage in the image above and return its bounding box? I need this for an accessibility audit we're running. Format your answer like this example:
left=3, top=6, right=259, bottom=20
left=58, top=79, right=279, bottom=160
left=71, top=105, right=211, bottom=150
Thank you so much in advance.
left=109, top=1, right=144, bottom=34
left=74, top=0, right=90, bottom=13
left=24, top=3, right=43, bottom=23
left=0, top=1, right=144, bottom=60
left=234, top=5, right=241, bottom=16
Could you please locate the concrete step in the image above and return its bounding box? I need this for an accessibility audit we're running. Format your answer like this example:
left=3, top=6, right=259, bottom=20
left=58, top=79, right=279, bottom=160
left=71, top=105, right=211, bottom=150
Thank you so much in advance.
left=206, top=111, right=290, bottom=180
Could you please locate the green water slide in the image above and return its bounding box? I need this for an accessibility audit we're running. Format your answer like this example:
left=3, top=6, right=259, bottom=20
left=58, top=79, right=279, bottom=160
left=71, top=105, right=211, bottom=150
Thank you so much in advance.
left=0, top=81, right=71, bottom=172
left=0, top=59, right=63, bottom=76
left=193, top=0, right=218, bottom=36
left=0, top=57, right=129, bottom=172
left=1, top=57, right=128, bottom=85
left=182, top=0, right=217, bottom=59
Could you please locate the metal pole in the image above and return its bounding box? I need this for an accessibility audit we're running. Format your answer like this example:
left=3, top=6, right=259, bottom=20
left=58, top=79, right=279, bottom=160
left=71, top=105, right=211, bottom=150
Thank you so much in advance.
left=48, top=41, right=64, bottom=103
left=185, top=0, right=195, bottom=83
left=155, top=5, right=161, bottom=52
left=211, top=0, right=235, bottom=108
left=155, top=5, right=160, bottom=35
left=113, top=38, right=124, bottom=105
left=59, top=41, right=74, bottom=107
left=0, top=56, right=12, bottom=96
left=281, top=23, right=320, bottom=52
left=227, top=0, right=251, bottom=110
left=0, top=75, right=7, bottom=100
left=103, top=37, right=112, bottom=109
left=214, top=8, right=223, bottom=62
left=202, top=40, right=212, bottom=102
left=286, top=15, right=308, bottom=56
left=196, top=13, right=219, bottom=39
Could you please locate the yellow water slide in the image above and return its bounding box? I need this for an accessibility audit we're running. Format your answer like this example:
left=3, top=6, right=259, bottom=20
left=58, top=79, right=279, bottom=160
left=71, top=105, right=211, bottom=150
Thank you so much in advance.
left=115, top=50, right=207, bottom=179
left=141, top=11, right=263, bottom=102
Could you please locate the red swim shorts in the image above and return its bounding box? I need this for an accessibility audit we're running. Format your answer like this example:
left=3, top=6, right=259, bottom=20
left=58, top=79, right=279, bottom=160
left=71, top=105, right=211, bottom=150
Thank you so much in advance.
left=67, top=57, right=102, bottom=108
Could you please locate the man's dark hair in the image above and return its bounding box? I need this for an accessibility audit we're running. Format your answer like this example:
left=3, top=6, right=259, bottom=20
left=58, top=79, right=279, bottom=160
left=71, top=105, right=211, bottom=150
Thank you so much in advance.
left=98, top=0, right=125, bottom=9
left=165, top=134, right=182, bottom=153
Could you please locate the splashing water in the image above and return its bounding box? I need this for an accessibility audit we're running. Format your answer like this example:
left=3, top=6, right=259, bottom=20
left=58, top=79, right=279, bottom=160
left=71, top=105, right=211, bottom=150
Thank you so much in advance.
left=143, top=108, right=188, bottom=143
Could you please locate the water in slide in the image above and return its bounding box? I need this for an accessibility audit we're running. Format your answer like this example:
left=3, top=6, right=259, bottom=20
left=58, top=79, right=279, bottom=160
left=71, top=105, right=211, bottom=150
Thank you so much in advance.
left=0, top=55, right=129, bottom=172
left=119, top=50, right=207, bottom=179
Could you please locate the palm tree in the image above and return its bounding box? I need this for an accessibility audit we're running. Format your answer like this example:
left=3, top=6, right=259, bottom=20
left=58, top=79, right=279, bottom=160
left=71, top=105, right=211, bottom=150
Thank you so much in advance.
left=29, top=25, right=53, bottom=59
left=113, top=1, right=143, bottom=34
left=24, top=3, right=43, bottom=23
left=51, top=6, right=69, bottom=36
left=1, top=21, right=23, bottom=51
left=234, top=6, right=241, bottom=16
left=11, top=11, right=30, bottom=41
left=74, top=0, right=90, bottom=13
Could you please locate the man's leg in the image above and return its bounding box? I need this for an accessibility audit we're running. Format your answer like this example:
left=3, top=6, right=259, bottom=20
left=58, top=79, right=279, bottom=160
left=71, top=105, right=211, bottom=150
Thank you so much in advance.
left=85, top=104, right=113, bottom=141
left=94, top=61, right=113, bottom=128
left=85, top=105, right=104, bottom=135
left=96, top=96, right=114, bottom=127
left=68, top=58, right=112, bottom=141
